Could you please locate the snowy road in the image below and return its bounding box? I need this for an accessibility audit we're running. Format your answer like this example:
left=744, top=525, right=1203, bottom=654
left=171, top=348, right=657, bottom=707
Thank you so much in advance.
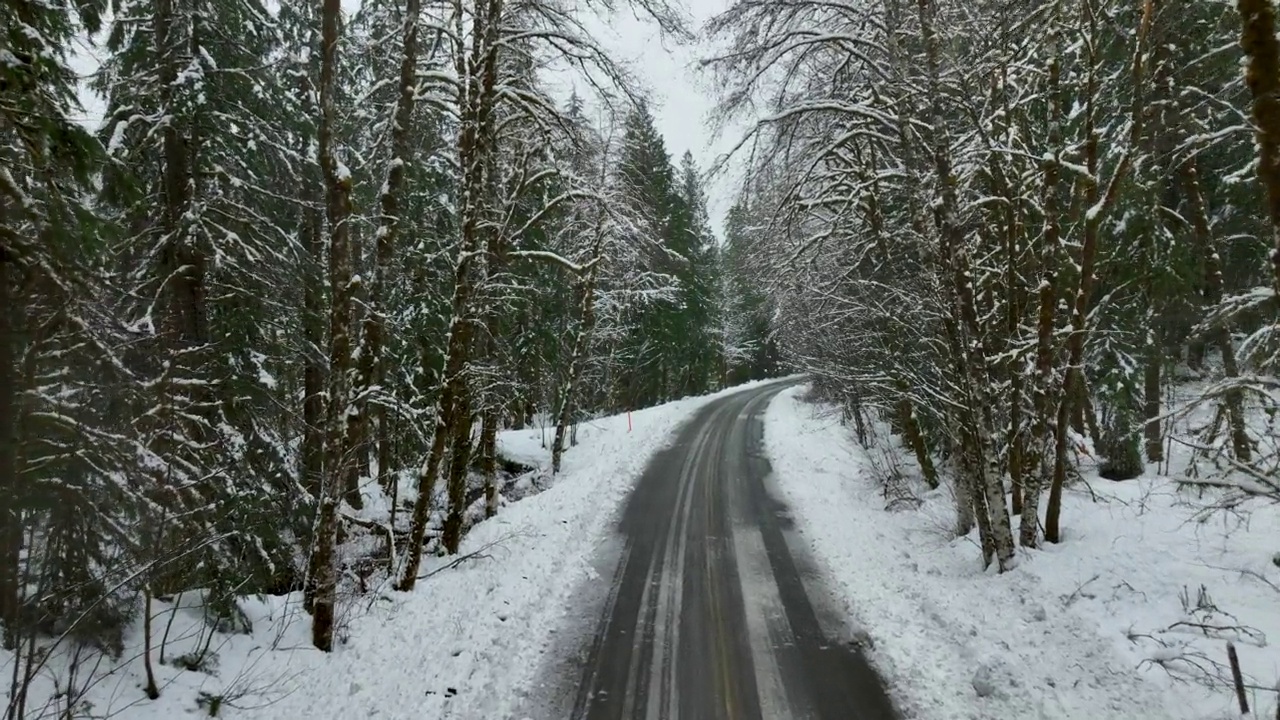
left=566, top=382, right=898, bottom=720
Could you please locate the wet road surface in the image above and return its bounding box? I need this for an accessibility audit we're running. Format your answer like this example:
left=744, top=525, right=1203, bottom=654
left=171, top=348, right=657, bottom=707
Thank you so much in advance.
left=567, top=382, right=899, bottom=720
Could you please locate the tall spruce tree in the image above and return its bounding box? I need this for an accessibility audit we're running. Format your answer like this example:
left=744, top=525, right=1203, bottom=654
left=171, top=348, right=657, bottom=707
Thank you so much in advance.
left=1, top=0, right=136, bottom=665
left=95, top=0, right=298, bottom=615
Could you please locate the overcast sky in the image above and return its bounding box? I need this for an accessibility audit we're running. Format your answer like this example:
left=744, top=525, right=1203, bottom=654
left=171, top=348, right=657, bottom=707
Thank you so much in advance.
left=595, top=0, right=740, bottom=239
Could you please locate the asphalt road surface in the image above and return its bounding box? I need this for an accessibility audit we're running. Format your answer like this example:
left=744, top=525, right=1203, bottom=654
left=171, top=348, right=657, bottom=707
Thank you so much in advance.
left=566, top=381, right=899, bottom=720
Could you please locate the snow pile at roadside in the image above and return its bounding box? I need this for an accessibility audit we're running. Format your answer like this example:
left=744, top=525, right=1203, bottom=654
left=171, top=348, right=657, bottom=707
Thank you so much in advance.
left=2, top=379, right=782, bottom=720
left=763, top=385, right=1280, bottom=720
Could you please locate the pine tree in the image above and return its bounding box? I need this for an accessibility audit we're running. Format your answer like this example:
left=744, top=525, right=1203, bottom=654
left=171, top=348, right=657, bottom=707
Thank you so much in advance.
left=614, top=105, right=684, bottom=406
left=1, top=0, right=137, bottom=668
left=95, top=0, right=300, bottom=620
left=672, top=151, right=720, bottom=394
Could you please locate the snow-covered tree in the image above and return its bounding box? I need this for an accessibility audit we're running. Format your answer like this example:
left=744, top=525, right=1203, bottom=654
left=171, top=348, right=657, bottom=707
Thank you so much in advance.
left=706, top=0, right=1278, bottom=565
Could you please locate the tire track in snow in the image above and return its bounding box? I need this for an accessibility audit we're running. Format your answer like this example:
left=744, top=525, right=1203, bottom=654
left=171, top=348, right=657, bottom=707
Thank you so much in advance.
left=568, top=382, right=898, bottom=720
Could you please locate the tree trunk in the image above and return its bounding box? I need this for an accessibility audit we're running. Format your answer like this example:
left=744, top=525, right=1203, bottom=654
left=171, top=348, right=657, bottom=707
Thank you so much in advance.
left=442, top=382, right=475, bottom=554
left=1080, top=377, right=1102, bottom=447
left=344, top=330, right=367, bottom=510
left=362, top=0, right=424, bottom=505
left=1024, top=262, right=1058, bottom=549
left=896, top=391, right=938, bottom=489
left=302, top=238, right=325, bottom=502
left=142, top=586, right=159, bottom=700
left=1070, top=392, right=1086, bottom=437
left=952, top=449, right=976, bottom=537
left=1143, top=331, right=1163, bottom=462
left=298, top=60, right=326, bottom=506
left=480, top=409, right=498, bottom=518
left=308, top=0, right=351, bottom=652
left=1006, top=234, right=1025, bottom=514
left=0, top=241, right=18, bottom=651
left=1182, top=159, right=1252, bottom=462
left=1022, top=4, right=1063, bottom=548
left=997, top=109, right=1026, bottom=516
left=916, top=0, right=1016, bottom=570
left=474, top=163, right=508, bottom=520
left=398, top=0, right=504, bottom=588
left=1238, top=0, right=1280, bottom=299
left=1187, top=340, right=1206, bottom=371
left=554, top=258, right=601, bottom=475
left=385, top=413, right=399, bottom=536
left=398, top=398, right=451, bottom=589
left=1047, top=0, right=1150, bottom=543
left=157, top=0, right=208, bottom=357
left=1142, top=9, right=1173, bottom=466
left=850, top=394, right=868, bottom=447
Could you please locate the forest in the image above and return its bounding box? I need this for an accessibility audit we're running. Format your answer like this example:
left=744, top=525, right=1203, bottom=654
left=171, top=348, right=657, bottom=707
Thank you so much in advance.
left=5, top=0, right=1280, bottom=714
left=1, top=0, right=779, bottom=701
left=707, top=0, right=1280, bottom=570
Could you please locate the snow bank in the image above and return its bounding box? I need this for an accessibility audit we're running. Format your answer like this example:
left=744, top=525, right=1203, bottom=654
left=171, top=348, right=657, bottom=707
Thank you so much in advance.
left=1, top=379, right=784, bottom=720
left=763, top=385, right=1280, bottom=720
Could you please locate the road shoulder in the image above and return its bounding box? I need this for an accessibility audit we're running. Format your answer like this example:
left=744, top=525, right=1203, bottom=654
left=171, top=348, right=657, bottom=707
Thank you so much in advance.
left=762, top=385, right=1187, bottom=720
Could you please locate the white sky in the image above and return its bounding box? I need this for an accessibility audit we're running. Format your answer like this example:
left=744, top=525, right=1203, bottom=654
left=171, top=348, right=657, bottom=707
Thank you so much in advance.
left=70, top=0, right=744, bottom=237
left=594, top=0, right=741, bottom=239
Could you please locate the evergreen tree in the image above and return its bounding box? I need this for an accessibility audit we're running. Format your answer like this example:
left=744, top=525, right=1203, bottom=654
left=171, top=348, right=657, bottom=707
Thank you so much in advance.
left=1, top=0, right=136, bottom=669
left=95, top=0, right=298, bottom=612
left=720, top=201, right=779, bottom=383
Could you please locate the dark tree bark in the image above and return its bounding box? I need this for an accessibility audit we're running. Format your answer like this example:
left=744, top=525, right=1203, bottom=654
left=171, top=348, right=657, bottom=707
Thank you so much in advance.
left=1142, top=11, right=1174, bottom=465
left=302, top=216, right=325, bottom=503
left=308, top=0, right=351, bottom=652
left=156, top=0, right=210, bottom=360
left=360, top=0, right=424, bottom=511
left=1183, top=159, right=1252, bottom=462
left=142, top=587, right=159, bottom=699
left=1143, top=340, right=1163, bottom=462
left=898, top=397, right=939, bottom=490
left=1047, top=0, right=1150, bottom=543
left=295, top=45, right=326, bottom=506
left=0, top=235, right=18, bottom=650
left=1238, top=0, right=1280, bottom=299
left=480, top=406, right=498, bottom=518
left=441, top=381, right=474, bottom=554
left=399, top=0, right=505, bottom=588
left=1022, top=2, right=1062, bottom=548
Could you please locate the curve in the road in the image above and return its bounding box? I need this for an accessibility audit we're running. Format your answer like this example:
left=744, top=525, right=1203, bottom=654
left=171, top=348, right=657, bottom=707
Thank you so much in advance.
left=570, top=382, right=899, bottom=720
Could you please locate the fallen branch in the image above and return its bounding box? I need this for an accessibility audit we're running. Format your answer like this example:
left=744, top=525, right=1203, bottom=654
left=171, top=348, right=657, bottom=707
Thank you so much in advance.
left=1166, top=620, right=1267, bottom=648
left=416, top=532, right=525, bottom=580
left=1062, top=573, right=1101, bottom=606
left=1196, top=562, right=1280, bottom=595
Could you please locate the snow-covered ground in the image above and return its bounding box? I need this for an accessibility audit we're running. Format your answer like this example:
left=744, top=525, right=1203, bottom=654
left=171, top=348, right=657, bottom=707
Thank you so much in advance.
left=1, top=379, right=782, bottom=720
left=764, top=384, right=1280, bottom=720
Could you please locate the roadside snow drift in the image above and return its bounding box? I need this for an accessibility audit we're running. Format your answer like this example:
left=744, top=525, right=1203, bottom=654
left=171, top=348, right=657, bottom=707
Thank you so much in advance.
left=763, top=385, right=1280, bottom=720
left=1, top=380, right=782, bottom=720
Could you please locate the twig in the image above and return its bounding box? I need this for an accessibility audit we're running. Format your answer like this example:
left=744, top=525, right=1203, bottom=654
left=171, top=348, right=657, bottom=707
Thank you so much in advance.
left=1196, top=562, right=1280, bottom=595
left=1062, top=573, right=1101, bottom=606
left=1166, top=620, right=1267, bottom=648
left=416, top=532, right=523, bottom=580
